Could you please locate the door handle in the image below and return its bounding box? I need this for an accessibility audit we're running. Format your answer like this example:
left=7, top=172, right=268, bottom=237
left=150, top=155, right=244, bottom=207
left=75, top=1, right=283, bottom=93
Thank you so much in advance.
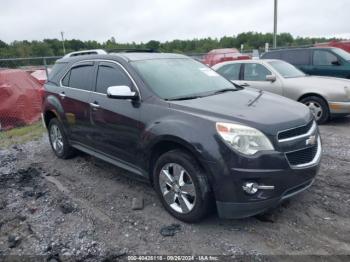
left=89, top=102, right=100, bottom=110
left=59, top=92, right=66, bottom=98
left=240, top=83, right=250, bottom=87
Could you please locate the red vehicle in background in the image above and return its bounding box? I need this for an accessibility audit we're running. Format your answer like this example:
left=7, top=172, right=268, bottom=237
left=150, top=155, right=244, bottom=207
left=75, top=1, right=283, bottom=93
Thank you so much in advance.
left=203, top=48, right=251, bottom=67
left=315, top=40, right=350, bottom=53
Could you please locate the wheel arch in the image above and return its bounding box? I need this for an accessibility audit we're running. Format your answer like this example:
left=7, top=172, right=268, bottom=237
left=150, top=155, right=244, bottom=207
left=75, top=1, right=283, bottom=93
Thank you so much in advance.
left=43, top=110, right=59, bottom=129
left=298, top=93, right=328, bottom=105
left=147, top=137, right=213, bottom=187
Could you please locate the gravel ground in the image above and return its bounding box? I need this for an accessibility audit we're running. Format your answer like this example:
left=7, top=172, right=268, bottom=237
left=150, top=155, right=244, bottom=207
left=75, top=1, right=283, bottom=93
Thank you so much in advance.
left=0, top=117, right=349, bottom=261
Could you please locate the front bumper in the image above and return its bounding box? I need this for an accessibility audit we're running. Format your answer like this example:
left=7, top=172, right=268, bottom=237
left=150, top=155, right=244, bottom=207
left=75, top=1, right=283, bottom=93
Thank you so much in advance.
left=217, top=178, right=314, bottom=219
left=329, top=101, right=350, bottom=115
left=205, top=135, right=321, bottom=219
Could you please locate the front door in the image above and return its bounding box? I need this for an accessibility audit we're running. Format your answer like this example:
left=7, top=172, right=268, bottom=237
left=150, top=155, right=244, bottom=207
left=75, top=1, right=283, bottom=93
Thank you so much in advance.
left=89, top=61, right=141, bottom=167
left=312, top=50, right=348, bottom=78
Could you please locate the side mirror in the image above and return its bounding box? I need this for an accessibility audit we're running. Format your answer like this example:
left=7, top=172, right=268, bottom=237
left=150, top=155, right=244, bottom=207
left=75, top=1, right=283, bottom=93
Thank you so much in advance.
left=266, top=74, right=276, bottom=82
left=107, top=86, right=137, bottom=100
left=331, top=60, right=341, bottom=66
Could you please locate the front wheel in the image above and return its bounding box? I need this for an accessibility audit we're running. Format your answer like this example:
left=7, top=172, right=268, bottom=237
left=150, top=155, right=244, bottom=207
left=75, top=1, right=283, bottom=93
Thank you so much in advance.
left=300, top=96, right=330, bottom=124
left=153, top=150, right=212, bottom=223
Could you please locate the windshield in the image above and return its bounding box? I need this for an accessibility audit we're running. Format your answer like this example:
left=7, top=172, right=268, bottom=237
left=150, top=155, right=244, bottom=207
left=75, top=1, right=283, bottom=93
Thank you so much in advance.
left=268, top=60, right=306, bottom=78
left=131, top=58, right=237, bottom=100
left=332, top=48, right=350, bottom=61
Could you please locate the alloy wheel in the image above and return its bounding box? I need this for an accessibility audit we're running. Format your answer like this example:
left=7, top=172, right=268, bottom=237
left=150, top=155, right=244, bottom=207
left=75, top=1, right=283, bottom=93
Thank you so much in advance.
left=158, top=163, right=196, bottom=214
left=50, top=124, right=64, bottom=154
left=305, top=101, right=323, bottom=121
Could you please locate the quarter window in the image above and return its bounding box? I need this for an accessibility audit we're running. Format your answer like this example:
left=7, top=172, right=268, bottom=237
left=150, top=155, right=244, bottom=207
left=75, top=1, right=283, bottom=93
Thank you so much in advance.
left=243, top=63, right=271, bottom=81
left=67, top=64, right=94, bottom=91
left=217, top=64, right=241, bottom=80
left=313, top=50, right=339, bottom=66
left=95, top=63, right=132, bottom=94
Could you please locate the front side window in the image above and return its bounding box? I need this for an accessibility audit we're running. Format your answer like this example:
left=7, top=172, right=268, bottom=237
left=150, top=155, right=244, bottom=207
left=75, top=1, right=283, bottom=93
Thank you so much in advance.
left=313, top=50, right=339, bottom=66
left=243, top=63, right=271, bottom=81
left=95, top=63, right=132, bottom=94
left=131, top=58, right=236, bottom=100
left=217, top=64, right=241, bottom=80
left=332, top=48, right=350, bottom=61
left=67, top=64, right=94, bottom=91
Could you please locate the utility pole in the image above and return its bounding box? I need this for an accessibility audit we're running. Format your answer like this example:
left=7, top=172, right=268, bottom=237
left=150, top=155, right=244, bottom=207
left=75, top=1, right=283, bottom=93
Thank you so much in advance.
left=60, top=31, right=66, bottom=55
left=273, top=0, right=278, bottom=48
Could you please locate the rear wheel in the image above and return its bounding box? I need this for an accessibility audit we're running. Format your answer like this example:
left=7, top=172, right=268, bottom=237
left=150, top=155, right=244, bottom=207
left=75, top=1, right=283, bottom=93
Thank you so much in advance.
left=48, top=118, right=76, bottom=159
left=153, top=150, right=212, bottom=222
left=300, top=96, right=329, bottom=124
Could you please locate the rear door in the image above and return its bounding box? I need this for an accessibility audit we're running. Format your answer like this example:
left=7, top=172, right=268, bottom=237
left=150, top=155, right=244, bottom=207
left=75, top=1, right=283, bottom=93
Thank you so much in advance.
left=216, top=63, right=243, bottom=84
left=281, top=49, right=312, bottom=74
left=60, top=61, right=95, bottom=145
left=89, top=61, right=141, bottom=166
left=312, top=49, right=348, bottom=78
left=241, top=63, right=283, bottom=95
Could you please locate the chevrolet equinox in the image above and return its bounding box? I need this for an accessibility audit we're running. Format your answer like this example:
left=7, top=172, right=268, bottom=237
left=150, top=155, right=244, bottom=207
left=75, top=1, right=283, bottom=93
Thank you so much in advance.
left=43, top=52, right=321, bottom=222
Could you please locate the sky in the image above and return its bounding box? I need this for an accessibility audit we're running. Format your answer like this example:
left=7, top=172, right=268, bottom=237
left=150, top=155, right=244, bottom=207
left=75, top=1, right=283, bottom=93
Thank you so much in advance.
left=0, top=0, right=349, bottom=44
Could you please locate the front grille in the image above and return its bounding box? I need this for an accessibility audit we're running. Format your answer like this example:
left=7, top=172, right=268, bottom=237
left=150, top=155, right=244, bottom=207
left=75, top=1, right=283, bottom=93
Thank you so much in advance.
left=286, top=143, right=318, bottom=166
left=278, top=121, right=313, bottom=141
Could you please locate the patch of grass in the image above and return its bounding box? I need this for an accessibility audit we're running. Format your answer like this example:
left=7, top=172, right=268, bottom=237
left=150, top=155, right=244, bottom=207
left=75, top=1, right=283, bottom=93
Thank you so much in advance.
left=0, top=121, right=45, bottom=149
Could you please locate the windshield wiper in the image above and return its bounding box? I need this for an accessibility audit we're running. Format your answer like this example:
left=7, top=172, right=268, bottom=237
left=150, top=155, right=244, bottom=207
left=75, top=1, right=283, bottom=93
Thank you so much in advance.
left=212, top=88, right=237, bottom=95
left=248, top=89, right=264, bottom=106
left=165, top=95, right=204, bottom=101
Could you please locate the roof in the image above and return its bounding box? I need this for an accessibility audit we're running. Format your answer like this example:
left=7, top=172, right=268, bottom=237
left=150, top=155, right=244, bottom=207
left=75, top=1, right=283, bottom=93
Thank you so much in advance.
left=267, top=47, right=337, bottom=52
left=58, top=52, right=189, bottom=63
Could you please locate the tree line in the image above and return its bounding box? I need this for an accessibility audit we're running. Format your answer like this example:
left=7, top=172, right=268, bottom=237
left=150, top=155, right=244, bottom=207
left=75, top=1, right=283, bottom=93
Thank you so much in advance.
left=0, top=32, right=342, bottom=59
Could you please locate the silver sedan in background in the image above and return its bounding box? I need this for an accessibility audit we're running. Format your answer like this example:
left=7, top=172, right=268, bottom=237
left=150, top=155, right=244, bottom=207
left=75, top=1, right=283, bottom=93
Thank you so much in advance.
left=213, top=59, right=350, bottom=124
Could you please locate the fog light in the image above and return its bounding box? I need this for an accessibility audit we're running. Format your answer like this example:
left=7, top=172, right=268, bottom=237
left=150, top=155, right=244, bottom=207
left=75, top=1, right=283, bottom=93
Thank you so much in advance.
left=242, top=182, right=275, bottom=195
left=242, top=182, right=259, bottom=195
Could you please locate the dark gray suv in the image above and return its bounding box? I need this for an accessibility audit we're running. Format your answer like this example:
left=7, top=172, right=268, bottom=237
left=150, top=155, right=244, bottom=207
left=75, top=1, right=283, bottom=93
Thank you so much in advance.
left=43, top=51, right=321, bottom=222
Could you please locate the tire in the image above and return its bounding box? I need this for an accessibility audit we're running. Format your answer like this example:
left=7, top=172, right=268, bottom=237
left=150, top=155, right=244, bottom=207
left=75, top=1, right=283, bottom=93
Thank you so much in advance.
left=153, top=149, right=212, bottom=223
left=300, top=96, right=330, bottom=124
left=48, top=118, right=76, bottom=159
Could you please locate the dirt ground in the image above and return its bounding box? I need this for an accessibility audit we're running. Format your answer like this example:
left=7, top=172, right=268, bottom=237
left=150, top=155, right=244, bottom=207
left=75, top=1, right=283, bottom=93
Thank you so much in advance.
left=0, top=117, right=349, bottom=261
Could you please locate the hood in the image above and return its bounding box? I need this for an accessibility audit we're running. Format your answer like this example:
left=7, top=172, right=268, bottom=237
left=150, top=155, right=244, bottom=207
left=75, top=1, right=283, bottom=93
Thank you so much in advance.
left=169, top=88, right=312, bottom=136
left=285, top=75, right=350, bottom=88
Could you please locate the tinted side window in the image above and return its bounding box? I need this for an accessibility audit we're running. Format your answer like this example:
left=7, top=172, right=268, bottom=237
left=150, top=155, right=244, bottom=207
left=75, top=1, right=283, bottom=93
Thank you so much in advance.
left=262, top=51, right=281, bottom=59
left=95, top=64, right=132, bottom=94
left=68, top=65, right=94, bottom=90
left=313, top=50, right=338, bottom=66
left=244, top=63, right=271, bottom=81
left=217, top=64, right=241, bottom=80
left=281, top=50, right=310, bottom=65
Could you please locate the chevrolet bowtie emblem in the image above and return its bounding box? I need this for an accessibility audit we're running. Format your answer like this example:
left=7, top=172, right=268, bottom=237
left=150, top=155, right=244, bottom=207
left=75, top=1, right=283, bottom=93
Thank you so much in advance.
left=306, top=135, right=317, bottom=146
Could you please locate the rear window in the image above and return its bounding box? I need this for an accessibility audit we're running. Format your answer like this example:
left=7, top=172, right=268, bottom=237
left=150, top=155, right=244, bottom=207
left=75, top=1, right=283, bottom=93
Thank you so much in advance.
left=281, top=50, right=310, bottom=65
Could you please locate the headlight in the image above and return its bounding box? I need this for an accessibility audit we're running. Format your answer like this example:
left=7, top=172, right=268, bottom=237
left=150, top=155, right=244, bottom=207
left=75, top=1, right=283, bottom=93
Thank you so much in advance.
left=216, top=122, right=274, bottom=155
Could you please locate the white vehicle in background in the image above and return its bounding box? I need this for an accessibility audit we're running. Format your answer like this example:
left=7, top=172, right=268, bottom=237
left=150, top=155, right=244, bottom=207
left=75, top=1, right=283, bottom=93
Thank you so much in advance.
left=212, top=59, right=350, bottom=124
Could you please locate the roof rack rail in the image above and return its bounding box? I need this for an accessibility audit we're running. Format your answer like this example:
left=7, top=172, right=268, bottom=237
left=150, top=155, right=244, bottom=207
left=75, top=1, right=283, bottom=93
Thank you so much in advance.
left=62, top=49, right=107, bottom=58
left=108, top=48, right=159, bottom=53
